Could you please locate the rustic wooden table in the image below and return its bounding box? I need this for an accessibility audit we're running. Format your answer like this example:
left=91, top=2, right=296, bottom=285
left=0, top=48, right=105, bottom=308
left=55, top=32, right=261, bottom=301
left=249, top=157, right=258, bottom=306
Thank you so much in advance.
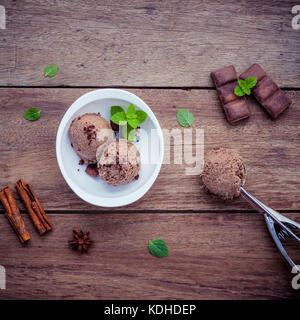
left=0, top=0, right=299, bottom=300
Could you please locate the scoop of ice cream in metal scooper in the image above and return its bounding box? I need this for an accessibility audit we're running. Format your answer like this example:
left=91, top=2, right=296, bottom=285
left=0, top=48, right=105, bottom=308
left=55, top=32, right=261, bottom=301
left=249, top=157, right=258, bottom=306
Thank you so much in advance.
left=240, top=164, right=300, bottom=273
left=202, top=152, right=300, bottom=273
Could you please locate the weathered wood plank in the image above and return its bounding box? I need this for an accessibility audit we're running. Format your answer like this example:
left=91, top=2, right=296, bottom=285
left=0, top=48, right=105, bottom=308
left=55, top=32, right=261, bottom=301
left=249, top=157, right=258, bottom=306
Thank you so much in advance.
left=0, top=213, right=299, bottom=300
left=0, top=88, right=299, bottom=211
left=0, top=0, right=299, bottom=87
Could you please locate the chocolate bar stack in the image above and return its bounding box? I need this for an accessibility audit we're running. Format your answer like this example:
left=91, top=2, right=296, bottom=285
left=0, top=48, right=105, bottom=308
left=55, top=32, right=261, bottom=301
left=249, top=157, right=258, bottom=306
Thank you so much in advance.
left=240, top=64, right=291, bottom=119
left=211, top=65, right=250, bottom=124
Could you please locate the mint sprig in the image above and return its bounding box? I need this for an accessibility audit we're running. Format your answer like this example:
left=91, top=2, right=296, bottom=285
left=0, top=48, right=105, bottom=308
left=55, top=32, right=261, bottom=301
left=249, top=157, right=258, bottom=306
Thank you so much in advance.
left=110, top=104, right=147, bottom=142
left=149, top=238, right=168, bottom=258
left=234, top=77, right=257, bottom=96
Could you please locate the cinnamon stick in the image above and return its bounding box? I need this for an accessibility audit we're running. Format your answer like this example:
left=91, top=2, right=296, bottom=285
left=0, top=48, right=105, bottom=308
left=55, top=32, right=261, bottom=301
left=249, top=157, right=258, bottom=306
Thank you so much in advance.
left=16, top=178, right=52, bottom=235
left=0, top=187, right=30, bottom=243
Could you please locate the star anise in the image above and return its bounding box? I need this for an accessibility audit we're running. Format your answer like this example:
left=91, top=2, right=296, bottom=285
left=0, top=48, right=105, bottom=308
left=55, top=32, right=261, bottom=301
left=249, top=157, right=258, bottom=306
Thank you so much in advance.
left=69, top=230, right=93, bottom=254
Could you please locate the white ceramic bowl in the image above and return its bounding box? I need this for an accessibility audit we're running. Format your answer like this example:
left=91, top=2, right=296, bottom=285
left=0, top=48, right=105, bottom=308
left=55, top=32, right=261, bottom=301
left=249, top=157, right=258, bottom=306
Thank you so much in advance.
left=56, top=89, right=164, bottom=207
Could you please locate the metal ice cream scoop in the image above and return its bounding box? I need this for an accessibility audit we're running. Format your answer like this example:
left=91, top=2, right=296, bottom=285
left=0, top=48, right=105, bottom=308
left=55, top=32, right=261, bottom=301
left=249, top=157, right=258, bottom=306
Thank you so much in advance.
left=203, top=160, right=300, bottom=273
left=240, top=164, right=300, bottom=273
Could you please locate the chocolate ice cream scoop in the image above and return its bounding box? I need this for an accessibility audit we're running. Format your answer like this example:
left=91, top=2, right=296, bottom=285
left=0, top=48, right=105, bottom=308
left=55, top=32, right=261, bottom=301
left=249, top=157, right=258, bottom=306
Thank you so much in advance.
left=201, top=148, right=245, bottom=200
left=97, top=139, right=141, bottom=186
left=69, top=113, right=114, bottom=164
left=201, top=147, right=300, bottom=272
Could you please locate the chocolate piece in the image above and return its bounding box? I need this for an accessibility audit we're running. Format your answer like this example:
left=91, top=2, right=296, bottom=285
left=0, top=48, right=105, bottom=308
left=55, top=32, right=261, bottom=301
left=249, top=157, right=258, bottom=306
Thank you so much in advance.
left=239, top=63, right=266, bottom=81
left=252, top=76, right=278, bottom=102
left=223, top=99, right=250, bottom=123
left=85, top=164, right=99, bottom=178
left=217, top=81, right=238, bottom=105
left=211, top=65, right=237, bottom=87
left=240, top=64, right=291, bottom=119
left=263, top=90, right=292, bottom=119
left=211, top=66, right=250, bottom=123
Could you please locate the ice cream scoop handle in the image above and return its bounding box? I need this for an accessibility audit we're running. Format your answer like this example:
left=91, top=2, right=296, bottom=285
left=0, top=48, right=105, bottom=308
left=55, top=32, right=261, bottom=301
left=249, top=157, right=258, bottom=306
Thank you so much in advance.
left=240, top=187, right=300, bottom=244
left=264, top=213, right=300, bottom=273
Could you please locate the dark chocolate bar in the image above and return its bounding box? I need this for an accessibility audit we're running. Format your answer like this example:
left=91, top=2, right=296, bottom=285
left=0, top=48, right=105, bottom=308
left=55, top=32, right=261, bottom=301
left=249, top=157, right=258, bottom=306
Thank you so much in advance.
left=211, top=65, right=250, bottom=123
left=240, top=64, right=291, bottom=119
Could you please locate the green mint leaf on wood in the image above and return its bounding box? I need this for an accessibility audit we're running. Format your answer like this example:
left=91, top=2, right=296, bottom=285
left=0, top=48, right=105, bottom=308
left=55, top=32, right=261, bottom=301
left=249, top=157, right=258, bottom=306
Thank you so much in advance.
left=136, top=110, right=147, bottom=124
left=149, top=238, right=168, bottom=258
left=245, top=77, right=257, bottom=89
left=234, top=85, right=245, bottom=96
left=111, top=106, right=124, bottom=116
left=44, top=65, right=58, bottom=78
left=24, top=108, right=41, bottom=121
left=177, top=108, right=194, bottom=127
left=111, top=111, right=126, bottom=125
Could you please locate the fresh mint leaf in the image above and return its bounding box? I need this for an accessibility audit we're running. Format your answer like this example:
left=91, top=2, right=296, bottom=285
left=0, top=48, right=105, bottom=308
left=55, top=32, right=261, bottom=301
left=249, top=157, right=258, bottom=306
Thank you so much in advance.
left=234, top=77, right=257, bottom=97
left=110, top=103, right=148, bottom=142
left=126, top=104, right=136, bottom=119
left=127, top=124, right=136, bottom=142
left=245, top=77, right=257, bottom=89
left=111, top=111, right=127, bottom=125
left=243, top=87, right=251, bottom=95
left=177, top=109, right=194, bottom=127
left=111, top=106, right=124, bottom=116
left=128, top=118, right=139, bottom=129
left=149, top=238, right=168, bottom=258
left=44, top=65, right=58, bottom=78
left=127, top=113, right=137, bottom=120
left=24, top=108, right=41, bottom=121
left=238, top=79, right=251, bottom=95
left=238, top=79, right=245, bottom=87
left=136, top=110, right=147, bottom=124
left=234, top=85, right=245, bottom=96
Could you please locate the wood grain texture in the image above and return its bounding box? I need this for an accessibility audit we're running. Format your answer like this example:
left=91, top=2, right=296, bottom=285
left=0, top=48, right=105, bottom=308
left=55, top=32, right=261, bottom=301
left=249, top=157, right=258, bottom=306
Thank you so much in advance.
left=0, top=0, right=299, bottom=302
left=0, top=213, right=299, bottom=300
left=0, top=0, right=299, bottom=87
left=0, top=88, right=299, bottom=211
